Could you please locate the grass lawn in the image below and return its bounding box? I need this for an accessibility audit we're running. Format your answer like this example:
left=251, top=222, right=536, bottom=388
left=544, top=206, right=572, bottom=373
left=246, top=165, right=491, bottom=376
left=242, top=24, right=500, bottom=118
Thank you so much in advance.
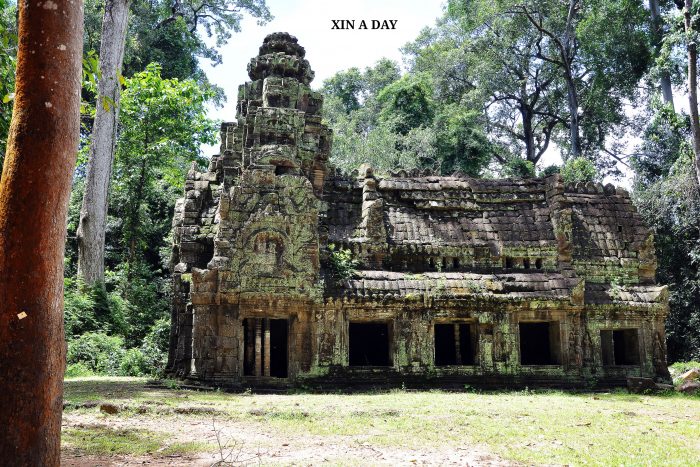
left=62, top=377, right=700, bottom=465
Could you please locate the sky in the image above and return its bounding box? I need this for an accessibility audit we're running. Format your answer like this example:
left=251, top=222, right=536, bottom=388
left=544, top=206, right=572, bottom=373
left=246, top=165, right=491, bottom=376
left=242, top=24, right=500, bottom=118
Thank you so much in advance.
left=197, top=0, right=643, bottom=184
left=199, top=0, right=445, bottom=132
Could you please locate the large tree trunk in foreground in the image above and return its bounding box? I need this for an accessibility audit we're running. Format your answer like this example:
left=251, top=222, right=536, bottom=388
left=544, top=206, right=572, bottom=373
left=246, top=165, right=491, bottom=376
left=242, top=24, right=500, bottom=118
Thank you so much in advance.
left=0, top=1, right=83, bottom=464
left=77, top=0, right=130, bottom=285
left=685, top=0, right=700, bottom=187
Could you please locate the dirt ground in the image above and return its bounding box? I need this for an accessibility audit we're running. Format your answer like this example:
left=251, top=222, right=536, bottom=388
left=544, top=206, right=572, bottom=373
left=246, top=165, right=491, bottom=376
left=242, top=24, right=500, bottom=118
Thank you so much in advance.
left=61, top=409, right=513, bottom=466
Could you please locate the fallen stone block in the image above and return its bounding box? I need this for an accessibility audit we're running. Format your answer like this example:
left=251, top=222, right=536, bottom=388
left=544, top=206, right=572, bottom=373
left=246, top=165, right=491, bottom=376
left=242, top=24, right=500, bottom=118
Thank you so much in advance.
left=678, top=381, right=700, bottom=395
left=679, top=368, right=700, bottom=382
left=627, top=377, right=656, bottom=393
left=99, top=403, right=120, bottom=414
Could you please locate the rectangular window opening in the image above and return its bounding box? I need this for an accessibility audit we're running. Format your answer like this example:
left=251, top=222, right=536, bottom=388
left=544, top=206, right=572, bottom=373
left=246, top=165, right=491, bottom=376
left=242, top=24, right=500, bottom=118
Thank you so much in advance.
left=453, top=257, right=460, bottom=269
left=519, top=321, right=561, bottom=365
left=434, top=323, right=476, bottom=366
left=349, top=322, right=391, bottom=366
left=601, top=329, right=640, bottom=366
left=243, top=318, right=288, bottom=378
left=505, top=257, right=514, bottom=269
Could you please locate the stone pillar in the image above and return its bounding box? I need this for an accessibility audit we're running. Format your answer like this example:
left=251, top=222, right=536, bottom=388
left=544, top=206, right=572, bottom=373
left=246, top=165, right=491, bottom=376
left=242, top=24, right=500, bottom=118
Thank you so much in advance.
left=454, top=324, right=462, bottom=365
left=264, top=318, right=271, bottom=377
left=255, top=318, right=262, bottom=376
left=246, top=319, right=255, bottom=374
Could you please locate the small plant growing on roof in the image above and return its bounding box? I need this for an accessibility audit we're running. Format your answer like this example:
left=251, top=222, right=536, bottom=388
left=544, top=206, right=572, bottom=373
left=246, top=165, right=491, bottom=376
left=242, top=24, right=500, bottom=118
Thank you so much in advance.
left=328, top=243, right=359, bottom=282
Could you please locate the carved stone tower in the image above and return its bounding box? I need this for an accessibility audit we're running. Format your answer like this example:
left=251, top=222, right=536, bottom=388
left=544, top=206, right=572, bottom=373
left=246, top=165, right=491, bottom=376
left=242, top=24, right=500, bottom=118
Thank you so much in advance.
left=168, top=33, right=331, bottom=382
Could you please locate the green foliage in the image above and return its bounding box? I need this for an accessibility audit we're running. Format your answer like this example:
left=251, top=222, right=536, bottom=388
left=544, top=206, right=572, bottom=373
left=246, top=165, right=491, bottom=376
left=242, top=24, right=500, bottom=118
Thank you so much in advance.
left=560, top=157, right=598, bottom=184
left=108, top=64, right=216, bottom=277
left=328, top=244, right=359, bottom=282
left=138, top=317, right=170, bottom=376
left=322, top=58, right=492, bottom=176
left=63, top=278, right=128, bottom=339
left=119, top=348, right=149, bottom=376
left=0, top=0, right=17, bottom=172
left=634, top=159, right=700, bottom=362
left=377, top=73, right=434, bottom=135
left=83, top=0, right=272, bottom=88
left=65, top=362, right=96, bottom=378
left=501, top=158, right=536, bottom=179
left=67, top=332, right=127, bottom=375
left=538, top=165, right=561, bottom=177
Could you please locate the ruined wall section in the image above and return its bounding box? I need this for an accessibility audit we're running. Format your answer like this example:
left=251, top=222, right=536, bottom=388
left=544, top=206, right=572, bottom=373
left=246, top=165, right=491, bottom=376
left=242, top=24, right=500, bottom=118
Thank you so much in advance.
left=562, top=182, right=656, bottom=285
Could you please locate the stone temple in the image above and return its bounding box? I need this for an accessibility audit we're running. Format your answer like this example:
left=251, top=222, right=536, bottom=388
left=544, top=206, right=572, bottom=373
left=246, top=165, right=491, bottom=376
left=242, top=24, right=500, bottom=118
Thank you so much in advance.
left=166, top=32, right=670, bottom=388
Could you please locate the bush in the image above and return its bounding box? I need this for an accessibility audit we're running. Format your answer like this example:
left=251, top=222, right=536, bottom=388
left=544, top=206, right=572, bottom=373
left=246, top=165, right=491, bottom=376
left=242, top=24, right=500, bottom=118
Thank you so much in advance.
left=67, top=332, right=126, bottom=375
left=501, top=157, right=535, bottom=178
left=119, top=348, right=148, bottom=376
left=64, top=279, right=98, bottom=338
left=328, top=244, right=359, bottom=282
left=139, top=318, right=170, bottom=376
left=64, top=362, right=95, bottom=378
left=560, top=157, right=597, bottom=184
left=63, top=278, right=129, bottom=338
left=538, top=165, right=561, bottom=178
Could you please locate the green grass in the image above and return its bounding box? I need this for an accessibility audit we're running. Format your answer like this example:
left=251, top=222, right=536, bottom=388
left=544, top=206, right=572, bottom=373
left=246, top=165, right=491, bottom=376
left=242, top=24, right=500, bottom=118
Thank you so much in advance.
left=63, top=377, right=700, bottom=464
left=62, top=426, right=164, bottom=455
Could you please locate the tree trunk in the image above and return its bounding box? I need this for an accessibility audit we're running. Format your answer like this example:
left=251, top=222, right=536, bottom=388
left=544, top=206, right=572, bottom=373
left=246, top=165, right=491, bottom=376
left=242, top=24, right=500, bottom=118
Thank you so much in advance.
left=685, top=0, right=700, bottom=186
left=565, top=73, right=581, bottom=158
left=521, top=104, right=536, bottom=164
left=127, top=157, right=148, bottom=275
left=563, top=0, right=581, bottom=158
left=650, top=0, right=674, bottom=109
left=0, top=0, right=83, bottom=464
left=76, top=0, right=131, bottom=285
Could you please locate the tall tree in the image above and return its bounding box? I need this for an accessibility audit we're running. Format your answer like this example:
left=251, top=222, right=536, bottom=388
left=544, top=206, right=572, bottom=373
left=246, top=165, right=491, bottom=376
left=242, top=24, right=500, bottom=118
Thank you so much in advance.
left=510, top=0, right=583, bottom=157
left=436, top=1, right=563, bottom=166
left=0, top=0, right=83, bottom=463
left=510, top=0, right=651, bottom=163
left=650, top=0, right=675, bottom=108
left=76, top=0, right=271, bottom=285
left=77, top=0, right=131, bottom=285
left=683, top=0, right=700, bottom=186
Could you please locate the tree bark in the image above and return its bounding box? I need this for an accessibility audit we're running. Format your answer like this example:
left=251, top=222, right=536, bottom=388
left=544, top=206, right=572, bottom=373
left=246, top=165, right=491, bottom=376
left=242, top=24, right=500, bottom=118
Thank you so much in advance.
left=650, top=0, right=675, bottom=109
left=0, top=0, right=83, bottom=464
left=563, top=0, right=581, bottom=158
left=685, top=0, right=700, bottom=186
left=76, top=0, right=130, bottom=285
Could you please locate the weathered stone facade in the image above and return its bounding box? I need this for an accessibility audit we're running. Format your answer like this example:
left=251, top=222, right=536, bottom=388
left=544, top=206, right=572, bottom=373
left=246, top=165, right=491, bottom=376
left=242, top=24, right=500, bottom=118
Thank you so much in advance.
left=167, top=32, right=670, bottom=388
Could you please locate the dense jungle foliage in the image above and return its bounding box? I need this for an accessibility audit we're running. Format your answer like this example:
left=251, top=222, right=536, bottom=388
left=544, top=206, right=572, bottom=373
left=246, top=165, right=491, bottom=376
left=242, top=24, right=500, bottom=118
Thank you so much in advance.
left=0, top=0, right=698, bottom=372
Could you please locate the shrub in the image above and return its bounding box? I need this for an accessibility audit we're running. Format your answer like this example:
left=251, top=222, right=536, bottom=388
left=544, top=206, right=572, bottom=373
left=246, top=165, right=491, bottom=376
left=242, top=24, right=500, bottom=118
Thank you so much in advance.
left=120, top=348, right=148, bottom=376
left=67, top=332, right=126, bottom=375
left=139, top=318, right=170, bottom=376
left=63, top=279, right=98, bottom=338
left=538, top=165, right=561, bottom=178
left=328, top=244, right=359, bottom=281
left=64, top=362, right=95, bottom=378
left=501, top=158, right=535, bottom=178
left=560, top=157, right=597, bottom=184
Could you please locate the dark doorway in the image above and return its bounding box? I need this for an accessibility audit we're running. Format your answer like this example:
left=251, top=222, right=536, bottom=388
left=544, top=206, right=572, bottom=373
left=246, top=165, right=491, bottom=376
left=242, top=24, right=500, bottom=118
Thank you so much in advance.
left=519, top=321, right=561, bottom=365
left=434, top=323, right=476, bottom=365
left=601, top=329, right=640, bottom=366
left=243, top=318, right=289, bottom=377
left=349, top=322, right=391, bottom=366
left=269, top=319, right=288, bottom=377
